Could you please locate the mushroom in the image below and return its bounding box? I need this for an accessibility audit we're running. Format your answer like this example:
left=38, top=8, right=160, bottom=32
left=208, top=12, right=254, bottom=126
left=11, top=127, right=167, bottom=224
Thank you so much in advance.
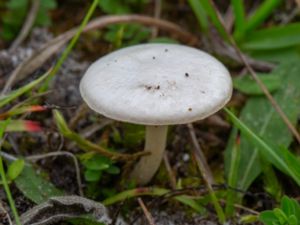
left=79, top=43, right=232, bottom=185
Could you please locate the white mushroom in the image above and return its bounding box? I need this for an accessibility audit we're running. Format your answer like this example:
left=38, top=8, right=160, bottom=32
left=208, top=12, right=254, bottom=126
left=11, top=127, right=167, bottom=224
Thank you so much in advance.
left=80, top=43, right=232, bottom=185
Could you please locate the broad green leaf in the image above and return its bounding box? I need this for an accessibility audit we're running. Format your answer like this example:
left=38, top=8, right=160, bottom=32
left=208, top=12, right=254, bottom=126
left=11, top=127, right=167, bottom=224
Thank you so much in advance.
left=84, top=155, right=111, bottom=170
left=106, top=165, right=120, bottom=175
left=225, top=108, right=300, bottom=186
left=98, top=0, right=130, bottom=14
left=233, top=74, right=281, bottom=95
left=287, top=215, right=298, bottom=225
left=273, top=208, right=288, bottom=223
left=259, top=211, right=276, bottom=225
left=84, top=170, right=102, bottom=182
left=281, top=196, right=294, bottom=215
left=15, top=165, right=63, bottom=204
left=281, top=196, right=300, bottom=220
left=225, top=62, right=300, bottom=191
left=243, top=23, right=300, bottom=50
left=249, top=46, right=300, bottom=63
left=7, top=159, right=24, bottom=181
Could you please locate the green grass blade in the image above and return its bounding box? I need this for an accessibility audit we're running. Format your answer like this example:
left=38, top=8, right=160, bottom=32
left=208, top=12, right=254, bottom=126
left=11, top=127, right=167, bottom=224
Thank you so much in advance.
left=240, top=0, right=283, bottom=40
left=0, top=120, right=21, bottom=225
left=0, top=71, right=50, bottom=108
left=242, top=23, right=300, bottom=50
left=187, top=0, right=209, bottom=31
left=225, top=134, right=241, bottom=217
left=225, top=62, right=300, bottom=191
left=197, top=0, right=228, bottom=40
left=103, top=187, right=205, bottom=213
left=233, top=73, right=281, bottom=95
left=231, top=0, right=246, bottom=38
left=40, top=0, right=99, bottom=91
left=224, top=108, right=300, bottom=186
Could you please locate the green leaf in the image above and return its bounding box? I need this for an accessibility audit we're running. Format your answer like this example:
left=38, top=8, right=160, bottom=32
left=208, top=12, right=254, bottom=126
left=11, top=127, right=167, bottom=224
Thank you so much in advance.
left=7, top=159, right=25, bottom=181
left=6, top=0, right=27, bottom=9
left=106, top=165, right=120, bottom=175
left=84, top=155, right=111, bottom=170
left=243, top=23, right=300, bottom=50
left=98, top=0, right=130, bottom=14
left=273, top=208, right=288, bottom=224
left=239, top=0, right=283, bottom=40
left=231, top=0, right=246, bottom=38
left=84, top=170, right=102, bottom=182
left=1, top=0, right=56, bottom=40
left=287, top=215, right=298, bottom=225
left=249, top=46, right=300, bottom=63
left=15, top=165, right=63, bottom=204
left=195, top=0, right=228, bottom=40
left=187, top=0, right=209, bottom=31
left=281, top=196, right=300, bottom=219
left=225, top=61, right=300, bottom=191
left=225, top=108, right=300, bottom=186
left=259, top=210, right=277, bottom=225
left=233, top=74, right=281, bottom=95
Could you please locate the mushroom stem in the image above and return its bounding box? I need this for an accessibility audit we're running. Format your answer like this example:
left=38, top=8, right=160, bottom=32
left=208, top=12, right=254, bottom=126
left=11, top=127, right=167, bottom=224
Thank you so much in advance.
left=130, top=125, right=168, bottom=185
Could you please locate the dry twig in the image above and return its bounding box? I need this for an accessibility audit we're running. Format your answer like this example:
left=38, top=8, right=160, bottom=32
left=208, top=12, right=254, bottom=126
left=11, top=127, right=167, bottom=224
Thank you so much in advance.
left=9, top=0, right=40, bottom=51
left=151, top=0, right=162, bottom=38
left=137, top=198, right=156, bottom=225
left=0, top=201, right=13, bottom=225
left=187, top=123, right=214, bottom=185
left=163, top=152, right=177, bottom=189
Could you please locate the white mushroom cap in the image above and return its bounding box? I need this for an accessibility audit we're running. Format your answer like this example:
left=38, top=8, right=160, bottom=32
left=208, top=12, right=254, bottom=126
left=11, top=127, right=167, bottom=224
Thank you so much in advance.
left=80, top=44, right=232, bottom=125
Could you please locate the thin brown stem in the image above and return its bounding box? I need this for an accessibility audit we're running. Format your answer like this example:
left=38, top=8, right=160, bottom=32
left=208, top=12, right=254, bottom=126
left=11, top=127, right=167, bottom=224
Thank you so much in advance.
left=187, top=123, right=214, bottom=185
left=137, top=198, right=157, bottom=225
left=151, top=0, right=162, bottom=38
left=9, top=0, right=40, bottom=51
left=209, top=0, right=300, bottom=144
left=163, top=152, right=177, bottom=189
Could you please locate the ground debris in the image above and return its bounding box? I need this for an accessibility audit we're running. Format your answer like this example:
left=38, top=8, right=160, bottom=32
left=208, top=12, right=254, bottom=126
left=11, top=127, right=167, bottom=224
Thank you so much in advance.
left=18, top=195, right=126, bottom=225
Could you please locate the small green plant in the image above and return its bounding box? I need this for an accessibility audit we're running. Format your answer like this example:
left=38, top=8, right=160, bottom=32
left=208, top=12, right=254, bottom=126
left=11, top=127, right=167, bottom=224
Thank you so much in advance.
left=1, top=0, right=57, bottom=40
left=259, top=196, right=300, bottom=225
left=81, top=153, right=120, bottom=182
left=98, top=0, right=151, bottom=48
left=6, top=159, right=25, bottom=182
